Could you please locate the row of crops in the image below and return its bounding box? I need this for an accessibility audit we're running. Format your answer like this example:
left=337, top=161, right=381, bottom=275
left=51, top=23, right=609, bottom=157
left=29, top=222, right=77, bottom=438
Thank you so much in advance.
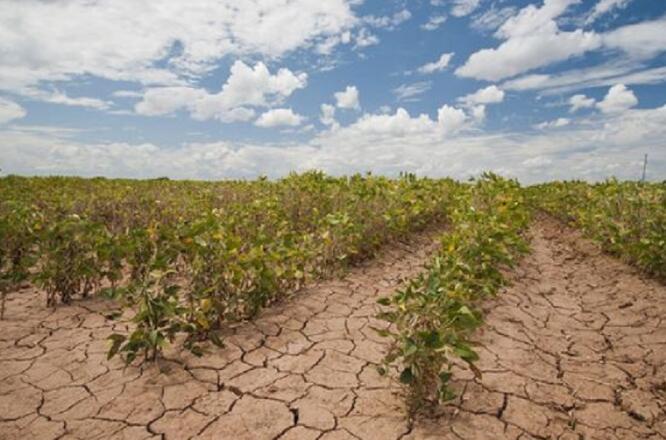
left=376, top=173, right=531, bottom=411
left=0, top=172, right=458, bottom=361
left=374, top=177, right=664, bottom=411
left=528, top=180, right=666, bottom=279
left=1, top=172, right=663, bottom=409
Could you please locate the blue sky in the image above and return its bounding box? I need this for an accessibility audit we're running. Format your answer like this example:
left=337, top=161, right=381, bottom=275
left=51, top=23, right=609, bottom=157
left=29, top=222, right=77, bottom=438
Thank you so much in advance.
left=1, top=0, right=665, bottom=182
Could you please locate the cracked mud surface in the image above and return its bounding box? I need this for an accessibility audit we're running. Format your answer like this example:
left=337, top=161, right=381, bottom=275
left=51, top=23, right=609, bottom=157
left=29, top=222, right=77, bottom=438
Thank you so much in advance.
left=1, top=218, right=665, bottom=439
left=409, top=217, right=666, bottom=440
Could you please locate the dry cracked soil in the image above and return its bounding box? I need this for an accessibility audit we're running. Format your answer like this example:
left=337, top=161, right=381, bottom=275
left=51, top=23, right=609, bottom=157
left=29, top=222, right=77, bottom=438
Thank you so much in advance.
left=1, top=217, right=665, bottom=440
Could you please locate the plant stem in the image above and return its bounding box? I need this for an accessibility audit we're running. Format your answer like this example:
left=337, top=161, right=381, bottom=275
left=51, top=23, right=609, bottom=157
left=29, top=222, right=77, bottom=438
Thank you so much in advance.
left=0, top=287, right=6, bottom=320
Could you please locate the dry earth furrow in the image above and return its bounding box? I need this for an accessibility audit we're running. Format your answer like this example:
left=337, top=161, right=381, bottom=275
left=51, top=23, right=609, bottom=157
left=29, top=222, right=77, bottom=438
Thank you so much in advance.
left=1, top=218, right=665, bottom=440
left=0, top=228, right=442, bottom=440
left=409, top=217, right=666, bottom=440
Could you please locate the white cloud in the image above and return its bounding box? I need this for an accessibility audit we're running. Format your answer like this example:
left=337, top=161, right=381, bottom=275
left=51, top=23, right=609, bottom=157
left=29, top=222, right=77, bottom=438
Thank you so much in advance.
left=329, top=105, right=467, bottom=139
left=459, top=3, right=666, bottom=83
left=417, top=53, right=454, bottom=74
left=458, top=85, right=505, bottom=106
left=334, top=86, right=360, bottom=110
left=392, top=82, right=432, bottom=102
left=0, top=0, right=357, bottom=92
left=342, top=108, right=438, bottom=137
left=320, top=104, right=338, bottom=127
left=535, top=117, right=570, bottom=129
left=597, top=84, right=638, bottom=114
left=112, top=90, right=143, bottom=98
left=19, top=89, right=112, bottom=110
left=502, top=62, right=666, bottom=95
left=354, top=28, right=380, bottom=48
left=363, top=9, right=412, bottom=30
left=255, top=108, right=304, bottom=128
left=437, top=105, right=468, bottom=134
left=135, top=61, right=307, bottom=122
left=471, top=5, right=517, bottom=32
left=135, top=87, right=203, bottom=117
left=316, top=31, right=352, bottom=55
left=422, top=15, right=447, bottom=31
left=214, top=61, right=307, bottom=109
left=457, top=31, right=601, bottom=81
left=569, top=94, right=596, bottom=112
left=456, top=0, right=602, bottom=81
left=585, top=0, right=631, bottom=24
left=603, top=17, right=666, bottom=60
left=218, top=107, right=257, bottom=124
left=6, top=104, right=665, bottom=182
left=471, top=105, right=487, bottom=123
left=42, top=92, right=110, bottom=110
left=522, top=156, right=553, bottom=169
left=503, top=74, right=551, bottom=91
left=451, top=0, right=481, bottom=17
left=0, top=98, right=26, bottom=124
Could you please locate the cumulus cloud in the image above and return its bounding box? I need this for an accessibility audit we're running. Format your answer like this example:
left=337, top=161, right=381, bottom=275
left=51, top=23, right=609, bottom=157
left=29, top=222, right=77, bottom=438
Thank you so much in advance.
left=0, top=0, right=357, bottom=93
left=417, top=53, right=454, bottom=74
left=458, top=2, right=666, bottom=83
left=569, top=94, right=596, bottom=112
left=597, top=84, right=638, bottom=114
left=421, top=15, right=447, bottom=31
left=135, top=61, right=307, bottom=122
left=342, top=108, right=438, bottom=137
left=334, top=86, right=361, bottom=110
left=6, top=104, right=665, bottom=182
left=437, top=105, right=468, bottom=134
left=323, top=105, right=467, bottom=139
left=0, top=97, right=26, bottom=124
left=458, top=85, right=505, bottom=106
left=456, top=0, right=602, bottom=81
left=255, top=108, right=304, bottom=128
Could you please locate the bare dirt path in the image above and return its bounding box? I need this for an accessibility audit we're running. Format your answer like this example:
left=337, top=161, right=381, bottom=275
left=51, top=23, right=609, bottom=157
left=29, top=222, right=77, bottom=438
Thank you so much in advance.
left=1, top=218, right=665, bottom=440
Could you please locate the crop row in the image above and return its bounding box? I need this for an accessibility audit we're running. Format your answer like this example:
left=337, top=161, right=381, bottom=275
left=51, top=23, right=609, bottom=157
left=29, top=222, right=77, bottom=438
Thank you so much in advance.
left=0, top=172, right=458, bottom=361
left=376, top=173, right=531, bottom=413
left=528, top=180, right=666, bottom=279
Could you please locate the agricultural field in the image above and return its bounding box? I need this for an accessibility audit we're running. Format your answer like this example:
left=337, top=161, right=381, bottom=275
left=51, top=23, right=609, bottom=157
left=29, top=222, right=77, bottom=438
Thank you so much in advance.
left=0, top=174, right=665, bottom=439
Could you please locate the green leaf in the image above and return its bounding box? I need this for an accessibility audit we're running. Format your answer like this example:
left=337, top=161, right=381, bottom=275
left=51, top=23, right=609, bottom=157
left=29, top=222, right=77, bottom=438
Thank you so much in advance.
left=107, top=334, right=126, bottom=360
left=370, top=326, right=391, bottom=338
left=439, top=371, right=452, bottom=384
left=376, top=297, right=391, bottom=306
left=209, top=332, right=225, bottom=348
left=454, top=344, right=479, bottom=362
left=399, top=367, right=414, bottom=384
left=422, top=330, right=442, bottom=349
